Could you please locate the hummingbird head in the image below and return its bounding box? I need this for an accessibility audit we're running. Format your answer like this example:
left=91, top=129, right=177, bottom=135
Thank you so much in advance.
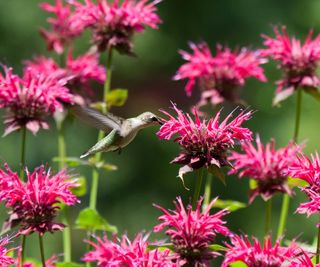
left=137, top=112, right=163, bottom=126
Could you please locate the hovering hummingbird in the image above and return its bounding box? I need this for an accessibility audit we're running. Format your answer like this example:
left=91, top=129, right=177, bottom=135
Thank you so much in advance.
left=72, top=106, right=163, bottom=158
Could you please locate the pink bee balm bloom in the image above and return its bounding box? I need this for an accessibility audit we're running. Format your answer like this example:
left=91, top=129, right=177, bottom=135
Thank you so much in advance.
left=174, top=42, right=266, bottom=106
left=70, top=0, right=162, bottom=54
left=228, top=135, right=302, bottom=203
left=154, top=197, right=229, bottom=267
left=288, top=252, right=320, bottom=267
left=0, top=66, right=73, bottom=136
left=262, top=26, right=320, bottom=105
left=83, top=233, right=175, bottom=267
left=0, top=164, right=78, bottom=235
left=0, top=237, right=15, bottom=267
left=40, top=0, right=83, bottom=54
left=287, top=153, right=320, bottom=217
left=158, top=104, right=252, bottom=179
left=222, top=235, right=300, bottom=267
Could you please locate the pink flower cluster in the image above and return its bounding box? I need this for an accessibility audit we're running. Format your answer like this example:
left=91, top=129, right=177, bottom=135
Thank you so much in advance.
left=262, top=27, right=320, bottom=105
left=69, top=0, right=162, bottom=54
left=0, top=164, right=78, bottom=235
left=222, top=235, right=300, bottom=267
left=0, top=237, right=14, bottom=267
left=0, top=66, right=73, bottom=135
left=174, top=43, right=266, bottom=107
left=154, top=197, right=229, bottom=267
left=83, top=233, right=175, bottom=267
left=229, top=136, right=302, bottom=203
left=158, top=104, right=252, bottom=179
left=288, top=153, right=320, bottom=217
left=40, top=0, right=82, bottom=54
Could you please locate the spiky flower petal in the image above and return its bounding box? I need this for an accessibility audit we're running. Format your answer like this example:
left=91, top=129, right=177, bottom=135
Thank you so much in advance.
left=0, top=237, right=14, bottom=267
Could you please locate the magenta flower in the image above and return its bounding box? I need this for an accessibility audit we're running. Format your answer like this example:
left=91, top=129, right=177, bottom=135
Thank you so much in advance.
left=0, top=164, right=78, bottom=235
left=158, top=104, right=252, bottom=179
left=288, top=252, right=319, bottom=267
left=0, top=237, right=14, bottom=267
left=40, top=0, right=82, bottom=54
left=262, top=26, right=320, bottom=105
left=222, top=235, right=300, bottom=267
left=70, top=0, right=162, bottom=54
left=174, top=42, right=266, bottom=107
left=83, top=233, right=175, bottom=267
left=154, top=197, right=229, bottom=267
left=287, top=153, right=320, bottom=217
left=228, top=135, right=302, bottom=203
left=0, top=66, right=73, bottom=136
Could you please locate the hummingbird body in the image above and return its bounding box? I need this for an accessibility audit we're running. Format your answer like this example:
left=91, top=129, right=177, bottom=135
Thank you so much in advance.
left=72, top=106, right=162, bottom=158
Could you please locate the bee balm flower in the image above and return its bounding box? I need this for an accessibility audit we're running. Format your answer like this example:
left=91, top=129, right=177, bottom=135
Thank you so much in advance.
left=0, top=237, right=14, bottom=267
left=0, top=164, right=78, bottom=235
left=158, top=104, right=252, bottom=180
left=154, top=197, right=229, bottom=267
left=229, top=136, right=302, bottom=203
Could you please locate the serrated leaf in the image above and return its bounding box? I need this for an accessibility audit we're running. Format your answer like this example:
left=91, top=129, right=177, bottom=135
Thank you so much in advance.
left=208, top=244, right=228, bottom=251
left=287, top=176, right=308, bottom=188
left=75, top=208, right=117, bottom=233
left=230, top=261, right=248, bottom=267
left=304, top=87, right=320, bottom=102
left=56, top=262, right=84, bottom=267
left=71, top=177, right=87, bottom=197
left=208, top=165, right=226, bottom=185
left=106, top=89, right=128, bottom=107
left=249, top=179, right=258, bottom=190
left=212, top=199, right=246, bottom=212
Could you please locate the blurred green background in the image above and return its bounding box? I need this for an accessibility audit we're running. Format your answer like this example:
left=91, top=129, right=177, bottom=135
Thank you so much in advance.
left=1, top=0, right=320, bottom=264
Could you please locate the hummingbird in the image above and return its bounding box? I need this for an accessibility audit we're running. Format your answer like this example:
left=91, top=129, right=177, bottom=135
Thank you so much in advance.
left=72, top=106, right=163, bottom=158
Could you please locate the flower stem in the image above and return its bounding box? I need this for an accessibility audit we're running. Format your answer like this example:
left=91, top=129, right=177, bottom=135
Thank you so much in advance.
left=203, top=172, right=212, bottom=211
left=38, top=234, right=46, bottom=267
left=277, top=88, right=302, bottom=240
left=192, top=168, right=204, bottom=210
left=317, top=222, right=320, bottom=264
left=20, top=126, right=27, bottom=181
left=20, top=236, right=26, bottom=267
left=265, top=198, right=272, bottom=236
left=89, top=47, right=113, bottom=210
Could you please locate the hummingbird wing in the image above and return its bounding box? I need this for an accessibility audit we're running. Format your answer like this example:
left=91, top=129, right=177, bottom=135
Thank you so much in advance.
left=72, top=106, right=123, bottom=132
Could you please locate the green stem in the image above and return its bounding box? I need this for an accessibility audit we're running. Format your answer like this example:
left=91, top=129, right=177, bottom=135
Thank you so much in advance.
left=20, top=127, right=26, bottom=181
left=20, top=236, right=26, bottom=267
left=192, top=168, right=204, bottom=210
left=265, top=199, right=272, bottom=236
left=203, top=173, right=212, bottom=211
left=317, top=217, right=320, bottom=264
left=277, top=88, right=302, bottom=240
left=38, top=235, right=46, bottom=267
left=89, top=47, right=113, bottom=210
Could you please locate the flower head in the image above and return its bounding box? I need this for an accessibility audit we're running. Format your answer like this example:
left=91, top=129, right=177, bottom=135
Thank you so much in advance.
left=0, top=164, right=78, bottom=235
left=0, top=66, right=73, bottom=136
left=158, top=104, right=252, bottom=179
left=40, top=0, right=82, bottom=54
left=288, top=251, right=319, bottom=267
left=0, top=237, right=14, bottom=267
left=154, top=197, right=229, bottom=267
left=174, top=43, right=266, bottom=107
left=222, top=235, right=300, bottom=267
left=70, top=0, right=162, bottom=54
left=262, top=26, right=320, bottom=105
left=228, top=136, right=302, bottom=203
left=83, top=233, right=175, bottom=267
left=287, top=152, right=320, bottom=217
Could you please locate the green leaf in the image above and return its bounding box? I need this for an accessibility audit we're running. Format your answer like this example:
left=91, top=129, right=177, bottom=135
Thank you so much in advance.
left=230, top=261, right=248, bottom=267
left=208, top=165, right=226, bottom=185
left=304, top=87, right=320, bottom=101
left=90, top=101, right=107, bottom=112
left=212, top=199, right=246, bottom=212
left=106, top=89, right=128, bottom=107
left=56, top=262, right=84, bottom=267
left=249, top=179, right=258, bottom=190
left=208, top=244, right=228, bottom=251
left=287, top=176, right=308, bottom=188
left=71, top=176, right=87, bottom=197
left=75, top=207, right=117, bottom=233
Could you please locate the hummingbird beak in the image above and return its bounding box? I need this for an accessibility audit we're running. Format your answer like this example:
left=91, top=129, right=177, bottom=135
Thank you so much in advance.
left=155, top=116, right=164, bottom=125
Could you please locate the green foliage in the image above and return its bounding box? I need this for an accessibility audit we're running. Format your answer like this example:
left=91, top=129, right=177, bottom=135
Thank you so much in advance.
left=105, top=88, right=128, bottom=107
left=70, top=176, right=87, bottom=197
left=75, top=207, right=118, bottom=233
left=230, top=261, right=248, bottom=267
left=212, top=199, right=246, bottom=212
left=208, top=244, right=228, bottom=251
left=56, top=263, right=84, bottom=267
left=287, top=176, right=308, bottom=188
